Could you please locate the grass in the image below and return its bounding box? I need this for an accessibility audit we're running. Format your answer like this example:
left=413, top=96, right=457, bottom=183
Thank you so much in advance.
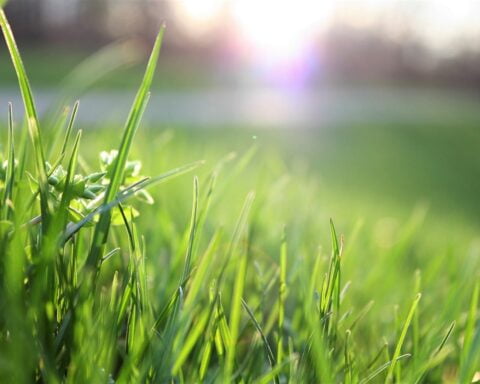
left=1, top=7, right=480, bottom=383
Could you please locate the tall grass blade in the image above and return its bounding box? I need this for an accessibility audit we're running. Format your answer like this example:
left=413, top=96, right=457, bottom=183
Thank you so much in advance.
left=459, top=280, right=479, bottom=383
left=459, top=327, right=480, bottom=384
left=461, top=280, right=479, bottom=364
left=413, top=321, right=456, bottom=383
left=180, top=176, right=199, bottom=286
left=277, top=229, right=287, bottom=366
left=385, top=293, right=421, bottom=383
left=87, top=25, right=165, bottom=270
left=0, top=9, right=50, bottom=222
left=224, top=193, right=254, bottom=380
left=242, top=298, right=278, bottom=383
left=59, top=101, right=79, bottom=158
left=433, top=320, right=455, bottom=356
left=2, top=103, right=15, bottom=220
left=253, top=358, right=293, bottom=384
left=0, top=10, right=38, bottom=122
left=172, top=309, right=210, bottom=375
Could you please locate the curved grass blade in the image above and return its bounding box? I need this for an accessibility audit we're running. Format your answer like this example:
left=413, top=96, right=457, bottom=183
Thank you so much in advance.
left=225, top=214, right=251, bottom=380
left=385, top=293, right=421, bottom=383
left=459, top=327, right=480, bottom=384
left=344, top=329, right=353, bottom=383
left=242, top=298, right=279, bottom=384
left=62, top=160, right=203, bottom=245
left=217, top=191, right=255, bottom=285
left=253, top=358, right=294, bottom=384
left=171, top=309, right=210, bottom=375
left=349, top=300, right=375, bottom=331
left=118, top=203, right=135, bottom=251
left=59, top=101, right=79, bottom=159
left=2, top=103, right=15, bottom=220
left=0, top=9, right=38, bottom=122
left=57, top=130, right=82, bottom=228
left=434, top=321, right=455, bottom=356
left=459, top=280, right=480, bottom=383
left=171, top=231, right=223, bottom=376
left=277, top=229, right=287, bottom=366
left=0, top=9, right=49, bottom=222
left=180, top=176, right=199, bottom=287
left=361, top=354, right=411, bottom=384
left=87, top=25, right=165, bottom=270
left=365, top=342, right=389, bottom=372
left=184, top=230, right=222, bottom=310
left=461, top=280, right=479, bottom=365
left=413, top=321, right=456, bottom=384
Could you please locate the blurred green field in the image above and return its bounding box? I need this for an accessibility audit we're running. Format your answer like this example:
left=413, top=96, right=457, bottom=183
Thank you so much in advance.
left=95, top=118, right=480, bottom=244
left=78, top=119, right=480, bottom=304
left=0, top=45, right=222, bottom=90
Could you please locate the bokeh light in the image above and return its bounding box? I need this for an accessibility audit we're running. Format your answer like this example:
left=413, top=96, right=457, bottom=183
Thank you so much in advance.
left=230, top=0, right=332, bottom=62
left=230, top=0, right=334, bottom=86
left=172, top=0, right=225, bottom=37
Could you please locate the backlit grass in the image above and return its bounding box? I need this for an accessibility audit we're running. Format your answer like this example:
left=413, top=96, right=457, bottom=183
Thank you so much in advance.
left=0, top=8, right=479, bottom=383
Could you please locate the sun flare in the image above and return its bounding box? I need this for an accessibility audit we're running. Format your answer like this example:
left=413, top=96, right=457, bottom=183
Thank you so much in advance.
left=173, top=0, right=334, bottom=65
left=231, top=0, right=333, bottom=64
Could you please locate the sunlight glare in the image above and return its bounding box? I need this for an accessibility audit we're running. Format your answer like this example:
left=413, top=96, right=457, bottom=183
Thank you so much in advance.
left=231, top=0, right=333, bottom=64
left=174, top=0, right=224, bottom=37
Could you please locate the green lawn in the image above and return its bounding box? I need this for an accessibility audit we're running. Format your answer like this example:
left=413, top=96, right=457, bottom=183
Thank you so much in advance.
left=1, top=10, right=479, bottom=384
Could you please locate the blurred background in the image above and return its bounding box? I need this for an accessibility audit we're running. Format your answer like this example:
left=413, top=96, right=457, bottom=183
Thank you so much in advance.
left=4, top=0, right=480, bottom=90
left=1, top=0, right=480, bottom=243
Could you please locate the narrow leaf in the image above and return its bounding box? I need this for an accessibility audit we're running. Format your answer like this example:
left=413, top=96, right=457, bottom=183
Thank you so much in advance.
left=87, top=25, right=165, bottom=270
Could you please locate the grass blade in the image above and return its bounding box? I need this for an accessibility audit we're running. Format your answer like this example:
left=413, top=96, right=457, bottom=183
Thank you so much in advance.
left=0, top=9, right=50, bottom=222
left=461, top=280, right=479, bottom=364
left=242, top=298, right=279, bottom=384
left=225, top=247, right=248, bottom=380
left=0, top=10, right=38, bottom=122
left=60, top=100, right=79, bottom=159
left=86, top=25, right=165, bottom=270
left=413, top=320, right=456, bottom=384
left=57, top=130, right=82, bottom=230
left=361, top=354, right=411, bottom=384
left=385, top=293, right=421, bottom=383
left=62, top=160, right=203, bottom=244
left=2, top=103, right=15, bottom=220
left=459, top=280, right=480, bottom=383
left=434, top=321, right=455, bottom=356
left=180, top=176, right=199, bottom=286
left=217, top=191, right=255, bottom=285
left=277, top=229, right=287, bottom=366
left=172, top=309, right=210, bottom=375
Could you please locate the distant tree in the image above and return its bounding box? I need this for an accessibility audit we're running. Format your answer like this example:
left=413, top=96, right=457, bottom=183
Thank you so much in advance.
left=76, top=0, right=108, bottom=41
left=5, top=0, right=47, bottom=41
